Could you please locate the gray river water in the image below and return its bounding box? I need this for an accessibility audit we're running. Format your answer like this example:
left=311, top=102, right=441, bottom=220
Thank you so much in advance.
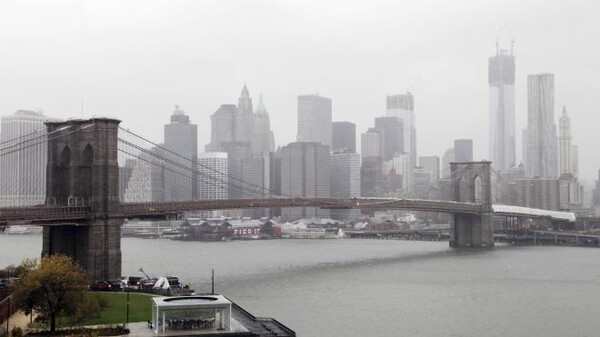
left=1, top=234, right=600, bottom=336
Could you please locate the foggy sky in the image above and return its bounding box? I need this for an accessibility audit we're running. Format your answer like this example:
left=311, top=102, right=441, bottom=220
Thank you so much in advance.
left=1, top=0, right=598, bottom=180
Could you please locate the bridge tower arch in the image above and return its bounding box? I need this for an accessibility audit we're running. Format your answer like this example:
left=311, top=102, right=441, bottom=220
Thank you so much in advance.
left=42, top=118, right=122, bottom=281
left=450, top=161, right=494, bottom=248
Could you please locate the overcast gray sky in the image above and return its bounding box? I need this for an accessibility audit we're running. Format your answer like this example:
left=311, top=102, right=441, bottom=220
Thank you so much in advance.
left=1, top=0, right=598, bottom=180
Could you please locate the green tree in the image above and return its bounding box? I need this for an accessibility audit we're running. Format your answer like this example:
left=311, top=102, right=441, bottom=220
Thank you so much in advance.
left=11, top=255, right=88, bottom=333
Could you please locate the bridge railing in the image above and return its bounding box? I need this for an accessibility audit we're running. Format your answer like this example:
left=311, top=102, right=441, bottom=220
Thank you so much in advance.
left=118, top=198, right=483, bottom=217
left=0, top=205, right=91, bottom=222
left=0, top=198, right=485, bottom=223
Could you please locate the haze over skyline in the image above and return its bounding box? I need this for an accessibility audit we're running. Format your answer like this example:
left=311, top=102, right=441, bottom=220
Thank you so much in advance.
left=1, top=0, right=598, bottom=179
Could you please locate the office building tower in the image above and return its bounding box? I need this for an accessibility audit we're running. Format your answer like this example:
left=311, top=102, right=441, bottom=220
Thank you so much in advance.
left=198, top=152, right=228, bottom=200
left=297, top=94, right=332, bottom=147
left=281, top=142, right=330, bottom=219
left=361, top=157, right=383, bottom=197
left=515, top=178, right=560, bottom=211
left=123, top=146, right=166, bottom=202
left=269, top=150, right=282, bottom=196
left=119, top=159, right=135, bottom=201
left=374, top=116, right=404, bottom=161
left=571, top=145, right=579, bottom=179
left=330, top=150, right=361, bottom=219
left=0, top=110, right=60, bottom=207
left=386, top=93, right=416, bottom=164
left=241, top=157, right=267, bottom=198
left=524, top=73, right=558, bottom=178
left=559, top=106, right=573, bottom=176
left=390, top=153, right=413, bottom=194
left=241, top=156, right=268, bottom=218
left=252, top=95, right=275, bottom=156
left=593, top=171, right=600, bottom=215
left=413, top=167, right=433, bottom=200
left=220, top=141, right=251, bottom=199
left=332, top=121, right=356, bottom=153
left=236, top=85, right=254, bottom=143
left=361, top=128, right=382, bottom=158
left=164, top=105, right=198, bottom=201
left=208, top=104, right=237, bottom=152
left=441, top=148, right=455, bottom=179
left=269, top=150, right=282, bottom=217
left=454, top=139, right=473, bottom=162
left=489, top=44, right=516, bottom=171
left=419, top=156, right=440, bottom=184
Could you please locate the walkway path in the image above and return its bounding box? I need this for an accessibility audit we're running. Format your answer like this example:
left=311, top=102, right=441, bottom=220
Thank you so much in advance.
left=6, top=310, right=32, bottom=332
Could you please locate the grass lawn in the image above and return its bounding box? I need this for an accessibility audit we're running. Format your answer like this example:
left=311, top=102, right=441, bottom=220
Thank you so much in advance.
left=76, top=291, right=154, bottom=326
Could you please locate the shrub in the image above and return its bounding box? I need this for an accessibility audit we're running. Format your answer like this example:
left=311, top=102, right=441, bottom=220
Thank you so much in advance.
left=10, top=327, right=23, bottom=337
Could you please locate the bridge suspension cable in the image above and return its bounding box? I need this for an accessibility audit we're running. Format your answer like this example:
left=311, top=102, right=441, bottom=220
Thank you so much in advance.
left=117, top=129, right=283, bottom=199
left=117, top=126, right=356, bottom=208
left=118, top=140, right=267, bottom=198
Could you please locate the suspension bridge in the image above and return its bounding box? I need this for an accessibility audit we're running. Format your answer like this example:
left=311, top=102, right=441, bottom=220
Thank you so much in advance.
left=0, top=118, right=576, bottom=280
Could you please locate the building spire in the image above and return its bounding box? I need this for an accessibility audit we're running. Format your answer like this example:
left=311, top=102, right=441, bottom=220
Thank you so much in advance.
left=241, top=83, right=250, bottom=98
left=255, top=94, right=268, bottom=115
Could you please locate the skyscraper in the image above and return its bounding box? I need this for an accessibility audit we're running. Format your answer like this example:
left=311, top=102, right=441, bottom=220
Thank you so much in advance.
left=374, top=116, right=403, bottom=161
left=524, top=73, right=558, bottom=178
left=489, top=44, right=516, bottom=171
left=236, top=85, right=254, bottom=143
left=0, top=110, right=60, bottom=207
left=252, top=95, right=275, bottom=156
left=332, top=121, right=356, bottom=153
left=241, top=156, right=268, bottom=218
left=441, top=148, right=455, bottom=179
left=241, top=157, right=267, bottom=199
left=454, top=139, right=473, bottom=162
left=123, top=146, right=166, bottom=202
left=360, top=129, right=383, bottom=198
left=330, top=150, right=361, bottom=219
left=360, top=157, right=383, bottom=197
left=208, top=104, right=237, bottom=152
left=419, top=156, right=440, bottom=184
left=361, top=128, right=382, bottom=158
left=197, top=152, right=228, bottom=200
left=220, top=141, right=251, bottom=199
left=558, top=106, right=572, bottom=176
left=386, top=93, right=416, bottom=164
left=390, top=153, right=413, bottom=194
left=297, top=94, right=332, bottom=147
left=164, top=105, right=198, bottom=201
left=571, top=145, right=579, bottom=178
left=413, top=167, right=433, bottom=200
left=330, top=150, right=361, bottom=198
left=281, top=142, right=330, bottom=219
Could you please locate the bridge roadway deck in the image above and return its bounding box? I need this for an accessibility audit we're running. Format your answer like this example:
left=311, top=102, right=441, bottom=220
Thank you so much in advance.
left=0, top=198, right=482, bottom=224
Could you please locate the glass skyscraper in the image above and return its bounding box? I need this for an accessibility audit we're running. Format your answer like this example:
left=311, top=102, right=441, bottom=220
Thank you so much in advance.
left=488, top=45, right=516, bottom=171
left=524, top=73, right=558, bottom=178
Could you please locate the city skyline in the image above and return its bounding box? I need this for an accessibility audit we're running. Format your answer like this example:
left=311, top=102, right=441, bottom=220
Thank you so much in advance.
left=0, top=1, right=598, bottom=180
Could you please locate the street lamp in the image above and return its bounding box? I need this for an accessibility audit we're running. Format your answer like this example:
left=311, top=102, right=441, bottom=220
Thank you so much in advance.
left=125, top=287, right=130, bottom=328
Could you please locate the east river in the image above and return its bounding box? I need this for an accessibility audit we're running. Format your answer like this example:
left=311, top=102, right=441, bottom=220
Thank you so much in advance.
left=2, top=234, right=600, bottom=337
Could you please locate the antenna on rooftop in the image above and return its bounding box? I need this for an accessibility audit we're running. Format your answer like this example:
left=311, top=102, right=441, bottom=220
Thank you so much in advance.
left=409, top=75, right=421, bottom=92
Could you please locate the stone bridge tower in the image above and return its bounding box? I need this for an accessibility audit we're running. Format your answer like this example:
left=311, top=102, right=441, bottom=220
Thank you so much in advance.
left=449, top=161, right=494, bottom=248
left=42, top=118, right=122, bottom=281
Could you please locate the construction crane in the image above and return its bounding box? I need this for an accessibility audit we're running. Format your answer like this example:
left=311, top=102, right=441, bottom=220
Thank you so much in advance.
left=138, top=268, right=152, bottom=280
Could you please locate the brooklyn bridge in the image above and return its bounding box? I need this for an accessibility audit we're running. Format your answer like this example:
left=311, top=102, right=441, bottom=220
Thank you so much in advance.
left=0, top=118, right=575, bottom=281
